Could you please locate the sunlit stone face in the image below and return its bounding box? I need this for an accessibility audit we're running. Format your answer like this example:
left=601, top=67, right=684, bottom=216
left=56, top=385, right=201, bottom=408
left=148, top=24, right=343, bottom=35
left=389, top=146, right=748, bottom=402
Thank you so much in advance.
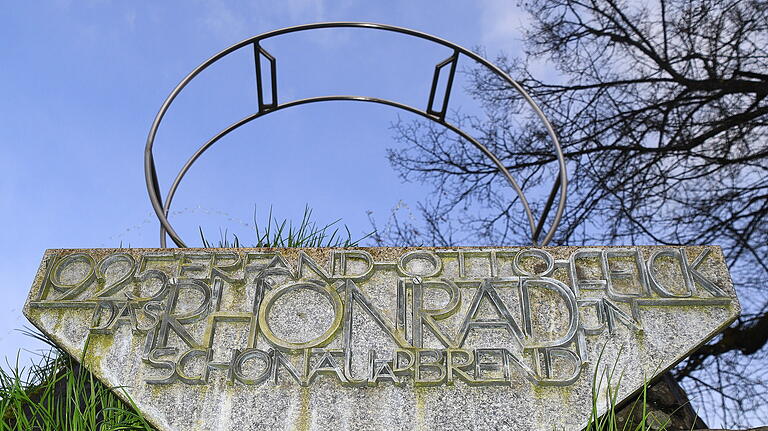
left=24, top=246, right=739, bottom=431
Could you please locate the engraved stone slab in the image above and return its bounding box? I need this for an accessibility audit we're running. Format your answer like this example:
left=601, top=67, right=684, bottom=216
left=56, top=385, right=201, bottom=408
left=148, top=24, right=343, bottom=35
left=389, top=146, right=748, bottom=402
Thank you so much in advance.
left=24, top=247, right=739, bottom=431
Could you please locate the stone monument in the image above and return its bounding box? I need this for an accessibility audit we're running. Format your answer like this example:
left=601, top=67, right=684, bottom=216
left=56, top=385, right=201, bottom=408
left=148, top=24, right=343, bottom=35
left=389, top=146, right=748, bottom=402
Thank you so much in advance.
left=23, top=23, right=741, bottom=430
left=24, top=247, right=738, bottom=430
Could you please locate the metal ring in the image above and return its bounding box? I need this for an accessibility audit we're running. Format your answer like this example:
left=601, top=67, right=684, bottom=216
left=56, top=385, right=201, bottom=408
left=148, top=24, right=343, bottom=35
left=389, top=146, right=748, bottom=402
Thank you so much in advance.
left=144, top=22, right=568, bottom=247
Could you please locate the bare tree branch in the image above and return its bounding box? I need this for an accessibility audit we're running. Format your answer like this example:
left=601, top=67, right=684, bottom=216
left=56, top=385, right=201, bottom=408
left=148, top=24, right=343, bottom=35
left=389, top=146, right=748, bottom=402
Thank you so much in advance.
left=378, top=0, right=768, bottom=426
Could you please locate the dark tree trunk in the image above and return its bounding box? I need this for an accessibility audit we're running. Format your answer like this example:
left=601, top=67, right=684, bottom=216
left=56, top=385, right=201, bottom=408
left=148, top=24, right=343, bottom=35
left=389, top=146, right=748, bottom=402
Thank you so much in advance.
left=615, top=372, right=708, bottom=430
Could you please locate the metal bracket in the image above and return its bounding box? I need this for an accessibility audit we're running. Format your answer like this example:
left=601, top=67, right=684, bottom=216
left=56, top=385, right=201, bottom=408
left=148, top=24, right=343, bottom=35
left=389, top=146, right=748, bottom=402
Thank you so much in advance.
left=254, top=43, right=277, bottom=113
left=426, top=50, right=458, bottom=122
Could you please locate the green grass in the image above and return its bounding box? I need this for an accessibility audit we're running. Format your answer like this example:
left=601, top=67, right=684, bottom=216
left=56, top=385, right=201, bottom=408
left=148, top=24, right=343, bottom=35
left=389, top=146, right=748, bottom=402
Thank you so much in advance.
left=582, top=345, right=691, bottom=431
left=1, top=330, right=153, bottom=431
left=199, top=205, right=371, bottom=248
left=585, top=376, right=682, bottom=431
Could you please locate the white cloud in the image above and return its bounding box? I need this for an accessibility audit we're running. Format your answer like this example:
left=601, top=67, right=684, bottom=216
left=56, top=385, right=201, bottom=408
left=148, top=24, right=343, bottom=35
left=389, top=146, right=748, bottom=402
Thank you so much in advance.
left=124, top=8, right=136, bottom=31
left=195, top=0, right=352, bottom=45
left=477, top=0, right=529, bottom=55
left=476, top=1, right=560, bottom=83
left=197, top=0, right=250, bottom=42
left=283, top=0, right=327, bottom=21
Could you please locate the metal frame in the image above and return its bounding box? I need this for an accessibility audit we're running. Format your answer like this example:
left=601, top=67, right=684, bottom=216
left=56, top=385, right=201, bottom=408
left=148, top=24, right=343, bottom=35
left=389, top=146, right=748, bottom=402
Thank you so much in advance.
left=144, top=22, right=568, bottom=248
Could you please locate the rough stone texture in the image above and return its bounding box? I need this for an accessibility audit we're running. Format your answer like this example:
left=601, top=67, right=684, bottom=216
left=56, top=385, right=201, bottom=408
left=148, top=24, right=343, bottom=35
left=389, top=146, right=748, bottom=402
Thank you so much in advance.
left=23, top=246, right=739, bottom=431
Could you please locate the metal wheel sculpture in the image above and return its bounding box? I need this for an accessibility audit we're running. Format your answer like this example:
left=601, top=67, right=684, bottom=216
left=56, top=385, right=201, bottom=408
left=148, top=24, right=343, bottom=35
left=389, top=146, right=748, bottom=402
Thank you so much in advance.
left=144, top=22, right=568, bottom=248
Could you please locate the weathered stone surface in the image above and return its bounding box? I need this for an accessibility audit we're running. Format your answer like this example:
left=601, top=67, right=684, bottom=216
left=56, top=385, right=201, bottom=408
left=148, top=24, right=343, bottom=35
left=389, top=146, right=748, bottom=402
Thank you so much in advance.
left=23, top=247, right=739, bottom=431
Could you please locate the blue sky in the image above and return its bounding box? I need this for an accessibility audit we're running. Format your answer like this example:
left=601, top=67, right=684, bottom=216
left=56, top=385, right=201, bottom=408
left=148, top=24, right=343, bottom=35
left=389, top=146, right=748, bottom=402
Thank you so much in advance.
left=0, top=1, right=530, bottom=364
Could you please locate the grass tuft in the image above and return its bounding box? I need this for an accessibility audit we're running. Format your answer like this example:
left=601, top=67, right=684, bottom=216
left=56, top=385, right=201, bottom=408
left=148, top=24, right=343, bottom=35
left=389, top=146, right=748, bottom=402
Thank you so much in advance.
left=1, top=329, right=154, bottom=430
left=200, top=205, right=372, bottom=248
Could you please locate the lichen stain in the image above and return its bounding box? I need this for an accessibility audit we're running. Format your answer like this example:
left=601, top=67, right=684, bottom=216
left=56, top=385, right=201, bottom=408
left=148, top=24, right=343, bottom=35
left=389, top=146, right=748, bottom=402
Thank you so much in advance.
left=414, top=387, right=426, bottom=429
left=556, top=384, right=574, bottom=405
left=82, top=334, right=111, bottom=369
left=293, top=386, right=311, bottom=431
left=530, top=382, right=546, bottom=399
left=51, top=309, right=65, bottom=334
